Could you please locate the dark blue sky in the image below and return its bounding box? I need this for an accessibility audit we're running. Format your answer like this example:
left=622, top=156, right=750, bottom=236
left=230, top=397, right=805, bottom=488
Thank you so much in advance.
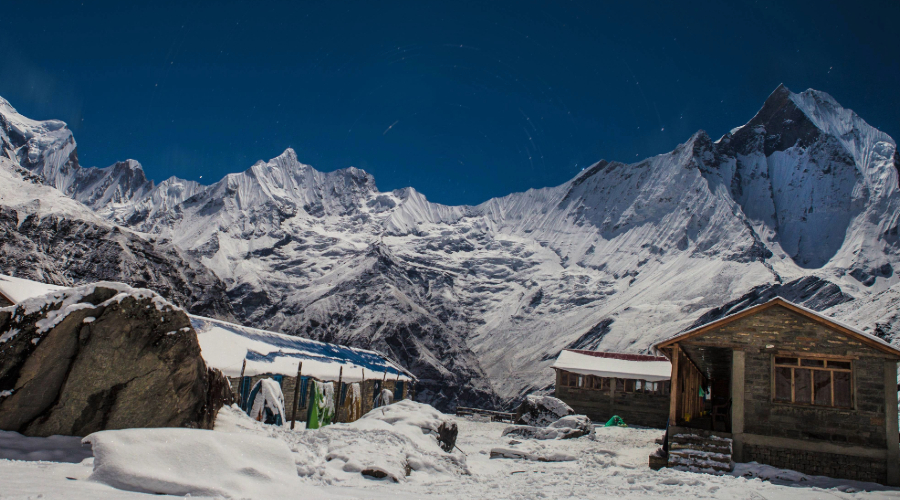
left=1, top=1, right=897, bottom=205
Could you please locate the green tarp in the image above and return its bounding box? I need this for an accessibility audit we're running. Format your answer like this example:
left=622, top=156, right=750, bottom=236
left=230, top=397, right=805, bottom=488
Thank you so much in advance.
left=604, top=415, right=627, bottom=427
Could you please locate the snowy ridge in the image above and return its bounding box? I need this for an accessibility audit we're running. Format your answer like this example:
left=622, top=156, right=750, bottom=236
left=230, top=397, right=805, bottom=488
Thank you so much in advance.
left=3, top=85, right=900, bottom=407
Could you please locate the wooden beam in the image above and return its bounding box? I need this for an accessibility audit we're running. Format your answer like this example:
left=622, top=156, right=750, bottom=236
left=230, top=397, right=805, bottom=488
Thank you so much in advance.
left=669, top=344, right=680, bottom=425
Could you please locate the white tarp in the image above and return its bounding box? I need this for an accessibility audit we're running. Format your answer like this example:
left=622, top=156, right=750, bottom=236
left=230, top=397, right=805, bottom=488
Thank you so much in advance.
left=190, top=315, right=413, bottom=382
left=0, top=274, right=66, bottom=305
left=551, top=350, right=671, bottom=382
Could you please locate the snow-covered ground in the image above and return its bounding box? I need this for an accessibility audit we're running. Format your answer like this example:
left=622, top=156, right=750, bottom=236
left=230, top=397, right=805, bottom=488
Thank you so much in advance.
left=1, top=404, right=898, bottom=499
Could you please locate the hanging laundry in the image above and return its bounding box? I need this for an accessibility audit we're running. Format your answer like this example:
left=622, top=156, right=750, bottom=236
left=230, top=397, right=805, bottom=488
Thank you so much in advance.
left=306, top=380, right=335, bottom=429
left=246, top=378, right=286, bottom=426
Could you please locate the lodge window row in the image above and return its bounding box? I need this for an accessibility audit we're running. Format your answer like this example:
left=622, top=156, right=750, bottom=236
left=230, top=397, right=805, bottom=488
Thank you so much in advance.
left=559, top=371, right=670, bottom=395
left=773, top=357, right=852, bottom=408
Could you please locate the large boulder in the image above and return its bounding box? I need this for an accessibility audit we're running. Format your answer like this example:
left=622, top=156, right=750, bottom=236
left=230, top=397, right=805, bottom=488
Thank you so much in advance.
left=514, top=395, right=574, bottom=427
left=0, top=282, right=233, bottom=437
left=501, top=414, right=594, bottom=440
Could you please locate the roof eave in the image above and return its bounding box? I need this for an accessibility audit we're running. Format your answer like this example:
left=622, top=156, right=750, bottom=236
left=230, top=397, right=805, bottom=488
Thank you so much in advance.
left=655, top=297, right=900, bottom=358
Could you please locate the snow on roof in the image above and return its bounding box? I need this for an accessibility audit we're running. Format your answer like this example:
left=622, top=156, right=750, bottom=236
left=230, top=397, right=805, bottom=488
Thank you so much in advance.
left=656, top=297, right=900, bottom=357
left=550, top=349, right=671, bottom=382
left=189, top=315, right=414, bottom=383
left=0, top=274, right=66, bottom=305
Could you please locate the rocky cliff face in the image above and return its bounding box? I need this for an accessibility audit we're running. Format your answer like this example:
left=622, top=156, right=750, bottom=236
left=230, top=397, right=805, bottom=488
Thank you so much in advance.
left=2, top=85, right=898, bottom=409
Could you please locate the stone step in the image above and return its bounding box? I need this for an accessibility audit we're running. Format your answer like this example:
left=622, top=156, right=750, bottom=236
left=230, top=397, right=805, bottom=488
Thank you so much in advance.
left=670, top=433, right=733, bottom=445
left=665, top=428, right=734, bottom=474
left=668, top=449, right=732, bottom=465
left=669, top=442, right=732, bottom=454
left=668, top=453, right=733, bottom=473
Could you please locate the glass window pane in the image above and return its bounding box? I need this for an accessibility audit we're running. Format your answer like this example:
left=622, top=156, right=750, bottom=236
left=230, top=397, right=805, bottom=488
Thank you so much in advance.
left=636, top=380, right=643, bottom=391
left=775, top=357, right=798, bottom=365
left=801, top=358, right=825, bottom=367
left=616, top=378, right=624, bottom=391
left=833, top=371, right=851, bottom=407
left=828, top=360, right=851, bottom=370
left=624, top=379, right=634, bottom=392
left=775, top=367, right=792, bottom=402
left=814, top=370, right=831, bottom=405
left=577, top=375, right=584, bottom=387
left=795, top=369, right=812, bottom=404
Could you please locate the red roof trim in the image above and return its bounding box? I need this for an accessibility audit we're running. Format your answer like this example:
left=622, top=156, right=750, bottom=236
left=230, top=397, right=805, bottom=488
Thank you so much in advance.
left=565, top=349, right=669, bottom=363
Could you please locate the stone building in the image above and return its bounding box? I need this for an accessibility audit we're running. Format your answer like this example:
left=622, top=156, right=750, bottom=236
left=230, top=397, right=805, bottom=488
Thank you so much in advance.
left=551, top=349, right=672, bottom=427
left=654, top=297, right=900, bottom=485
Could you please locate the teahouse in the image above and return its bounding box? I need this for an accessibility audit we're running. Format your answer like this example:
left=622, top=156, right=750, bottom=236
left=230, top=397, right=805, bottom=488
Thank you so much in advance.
left=551, top=349, right=671, bottom=427
left=191, top=315, right=415, bottom=426
left=655, top=297, right=900, bottom=485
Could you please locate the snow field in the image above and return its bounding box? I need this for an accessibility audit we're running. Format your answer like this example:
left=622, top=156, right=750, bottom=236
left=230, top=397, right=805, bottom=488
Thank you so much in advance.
left=1, top=404, right=899, bottom=499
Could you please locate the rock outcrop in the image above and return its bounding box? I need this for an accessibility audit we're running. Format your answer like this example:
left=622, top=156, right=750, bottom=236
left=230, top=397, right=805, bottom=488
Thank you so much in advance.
left=513, top=395, right=574, bottom=427
left=0, top=283, right=233, bottom=437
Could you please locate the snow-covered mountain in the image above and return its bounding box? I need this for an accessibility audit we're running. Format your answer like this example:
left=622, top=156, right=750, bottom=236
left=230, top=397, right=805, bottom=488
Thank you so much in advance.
left=0, top=99, right=234, bottom=320
left=2, top=85, right=898, bottom=409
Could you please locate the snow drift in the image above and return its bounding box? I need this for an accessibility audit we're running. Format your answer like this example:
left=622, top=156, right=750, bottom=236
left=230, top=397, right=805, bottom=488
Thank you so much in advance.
left=83, top=428, right=307, bottom=498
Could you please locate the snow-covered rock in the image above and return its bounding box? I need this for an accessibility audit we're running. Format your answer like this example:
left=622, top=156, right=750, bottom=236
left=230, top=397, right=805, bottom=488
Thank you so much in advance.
left=502, top=414, right=593, bottom=440
left=83, top=428, right=305, bottom=498
left=514, top=395, right=575, bottom=427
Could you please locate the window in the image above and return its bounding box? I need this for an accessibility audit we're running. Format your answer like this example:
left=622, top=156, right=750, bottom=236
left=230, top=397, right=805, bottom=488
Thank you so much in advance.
left=588, top=376, right=608, bottom=390
left=773, top=357, right=852, bottom=408
left=560, top=371, right=583, bottom=387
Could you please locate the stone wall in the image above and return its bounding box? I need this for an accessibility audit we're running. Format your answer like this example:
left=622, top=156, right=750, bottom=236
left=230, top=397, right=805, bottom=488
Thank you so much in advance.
left=555, top=371, right=669, bottom=428
left=744, top=443, right=887, bottom=484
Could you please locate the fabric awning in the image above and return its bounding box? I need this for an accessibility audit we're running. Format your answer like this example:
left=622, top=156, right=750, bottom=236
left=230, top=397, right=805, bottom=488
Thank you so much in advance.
left=551, top=349, right=671, bottom=382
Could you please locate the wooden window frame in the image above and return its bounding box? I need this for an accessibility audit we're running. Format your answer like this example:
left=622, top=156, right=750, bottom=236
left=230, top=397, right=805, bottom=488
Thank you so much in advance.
left=771, top=355, right=854, bottom=409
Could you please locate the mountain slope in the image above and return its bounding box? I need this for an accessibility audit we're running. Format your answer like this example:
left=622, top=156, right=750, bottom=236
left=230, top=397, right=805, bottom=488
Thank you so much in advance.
left=0, top=102, right=235, bottom=320
left=3, top=85, right=898, bottom=408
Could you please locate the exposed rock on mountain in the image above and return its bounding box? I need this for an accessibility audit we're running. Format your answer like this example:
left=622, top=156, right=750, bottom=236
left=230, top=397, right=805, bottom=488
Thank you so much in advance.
left=0, top=283, right=233, bottom=437
left=2, top=85, right=899, bottom=409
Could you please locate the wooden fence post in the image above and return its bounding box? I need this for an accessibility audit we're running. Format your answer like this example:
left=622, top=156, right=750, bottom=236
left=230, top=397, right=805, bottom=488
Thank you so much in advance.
left=290, top=362, right=303, bottom=430
left=238, top=359, right=247, bottom=411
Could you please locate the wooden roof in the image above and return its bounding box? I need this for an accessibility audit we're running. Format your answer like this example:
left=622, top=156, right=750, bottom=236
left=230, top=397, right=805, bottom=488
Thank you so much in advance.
left=655, top=297, right=900, bottom=358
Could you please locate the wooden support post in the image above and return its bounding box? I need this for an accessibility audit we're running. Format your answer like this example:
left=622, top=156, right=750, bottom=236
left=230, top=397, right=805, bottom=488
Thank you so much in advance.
left=238, top=359, right=247, bottom=411
left=336, top=366, right=343, bottom=422
left=668, top=346, right=680, bottom=426
left=290, top=362, right=303, bottom=430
